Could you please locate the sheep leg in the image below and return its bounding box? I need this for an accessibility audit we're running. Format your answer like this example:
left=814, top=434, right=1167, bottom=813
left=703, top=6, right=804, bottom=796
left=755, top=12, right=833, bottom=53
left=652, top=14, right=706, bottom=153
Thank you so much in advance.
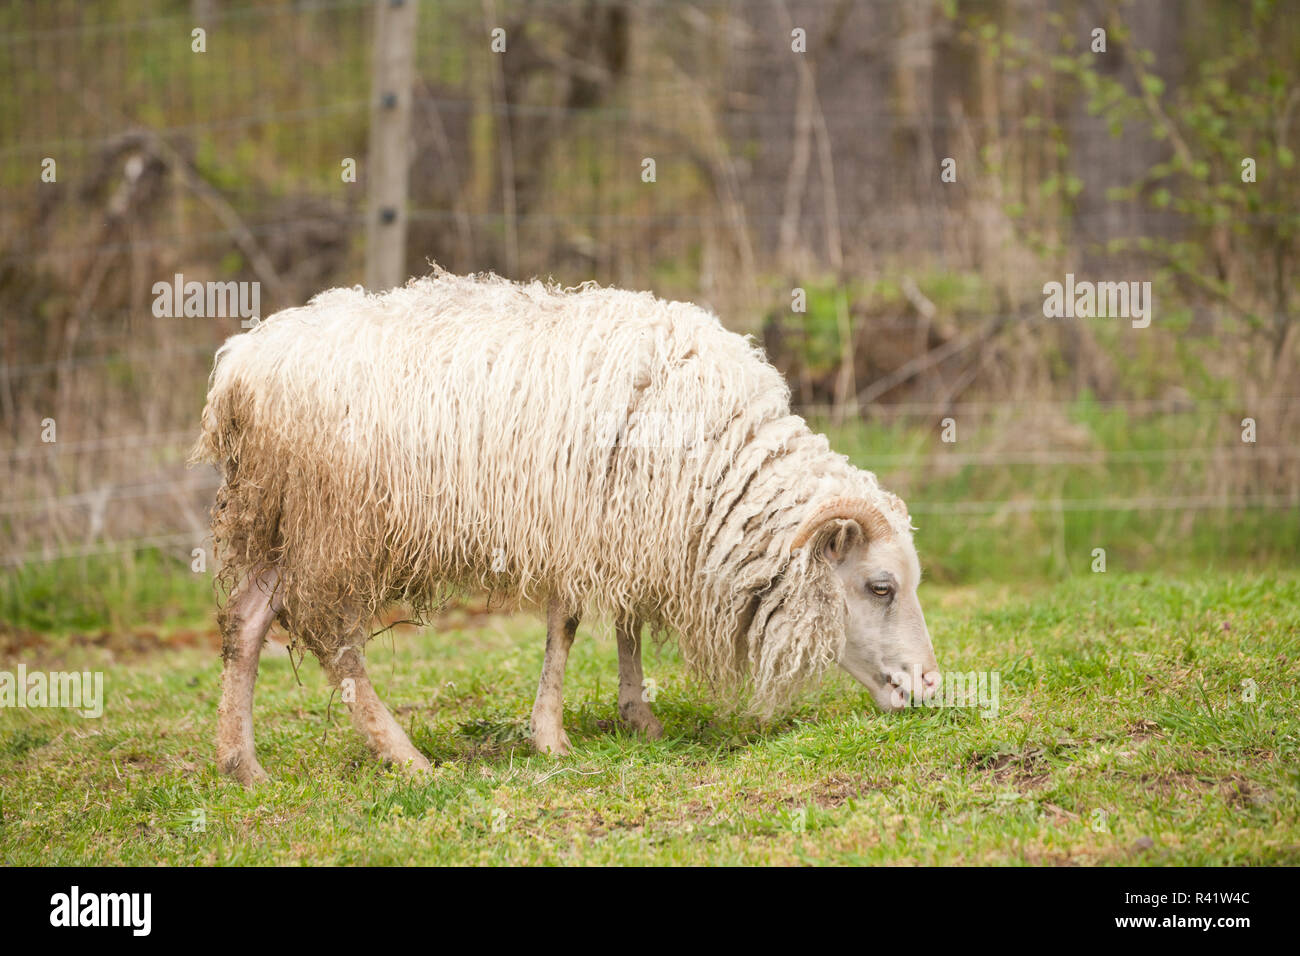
left=531, top=599, right=578, bottom=756
left=216, top=567, right=281, bottom=786
left=616, top=614, right=663, bottom=739
left=324, top=638, right=431, bottom=775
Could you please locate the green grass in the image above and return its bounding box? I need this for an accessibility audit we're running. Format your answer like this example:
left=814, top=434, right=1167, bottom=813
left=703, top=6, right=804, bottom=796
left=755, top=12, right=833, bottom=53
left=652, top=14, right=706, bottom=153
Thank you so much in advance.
left=0, top=549, right=215, bottom=637
left=2, top=571, right=1296, bottom=865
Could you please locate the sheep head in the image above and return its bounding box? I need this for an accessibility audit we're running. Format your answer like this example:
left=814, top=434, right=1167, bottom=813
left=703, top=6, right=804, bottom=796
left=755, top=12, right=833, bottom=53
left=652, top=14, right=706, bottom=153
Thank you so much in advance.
left=787, top=495, right=939, bottom=711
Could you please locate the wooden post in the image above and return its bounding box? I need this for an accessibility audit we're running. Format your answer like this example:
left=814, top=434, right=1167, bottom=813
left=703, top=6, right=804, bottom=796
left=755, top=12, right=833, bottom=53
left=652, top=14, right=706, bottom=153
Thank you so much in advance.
left=365, top=0, right=419, bottom=291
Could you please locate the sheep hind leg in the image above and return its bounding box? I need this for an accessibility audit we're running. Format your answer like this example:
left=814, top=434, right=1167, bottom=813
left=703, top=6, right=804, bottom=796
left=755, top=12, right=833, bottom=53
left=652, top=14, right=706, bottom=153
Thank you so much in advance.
left=324, top=635, right=431, bottom=775
left=217, top=567, right=282, bottom=786
left=616, top=614, right=663, bottom=739
left=531, top=598, right=578, bottom=756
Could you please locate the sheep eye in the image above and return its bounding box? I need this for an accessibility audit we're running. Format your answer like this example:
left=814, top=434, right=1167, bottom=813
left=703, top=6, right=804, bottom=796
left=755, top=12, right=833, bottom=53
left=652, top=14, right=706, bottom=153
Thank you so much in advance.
left=869, top=582, right=893, bottom=597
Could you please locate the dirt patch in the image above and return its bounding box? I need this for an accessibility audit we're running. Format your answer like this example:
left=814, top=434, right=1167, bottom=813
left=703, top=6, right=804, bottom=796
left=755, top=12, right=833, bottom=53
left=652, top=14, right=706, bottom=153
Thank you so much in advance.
left=1039, top=801, right=1081, bottom=824
left=1128, top=770, right=1220, bottom=798
left=0, top=625, right=222, bottom=666
left=678, top=772, right=893, bottom=825
left=967, top=744, right=1064, bottom=789
left=801, top=772, right=892, bottom=808
left=1152, top=771, right=1220, bottom=795
left=1222, top=777, right=1274, bottom=809
left=0, top=594, right=508, bottom=667
left=1128, top=717, right=1164, bottom=740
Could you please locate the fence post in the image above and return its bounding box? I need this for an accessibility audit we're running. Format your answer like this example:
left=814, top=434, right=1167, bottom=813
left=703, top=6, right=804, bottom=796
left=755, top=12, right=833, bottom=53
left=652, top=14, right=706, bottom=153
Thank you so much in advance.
left=365, top=0, right=419, bottom=291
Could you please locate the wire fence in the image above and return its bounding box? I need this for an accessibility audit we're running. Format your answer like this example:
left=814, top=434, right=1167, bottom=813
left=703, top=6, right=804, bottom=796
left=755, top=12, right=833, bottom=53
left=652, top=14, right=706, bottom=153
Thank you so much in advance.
left=3, top=0, right=1290, bottom=293
left=4, top=422, right=1297, bottom=568
left=2, top=0, right=1297, bottom=574
left=5, top=493, right=1298, bottom=569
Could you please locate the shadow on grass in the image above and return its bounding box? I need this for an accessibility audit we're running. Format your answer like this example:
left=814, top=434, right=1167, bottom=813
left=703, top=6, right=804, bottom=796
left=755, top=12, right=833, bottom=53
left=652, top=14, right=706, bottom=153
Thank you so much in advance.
left=401, top=698, right=811, bottom=768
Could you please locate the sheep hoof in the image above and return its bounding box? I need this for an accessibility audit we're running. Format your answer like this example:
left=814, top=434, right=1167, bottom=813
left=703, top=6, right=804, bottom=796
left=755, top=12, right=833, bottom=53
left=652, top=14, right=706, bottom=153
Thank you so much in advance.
left=220, top=753, right=270, bottom=787
left=391, top=752, right=433, bottom=776
left=532, top=729, right=571, bottom=757
left=622, top=715, right=664, bottom=739
left=619, top=701, right=664, bottom=739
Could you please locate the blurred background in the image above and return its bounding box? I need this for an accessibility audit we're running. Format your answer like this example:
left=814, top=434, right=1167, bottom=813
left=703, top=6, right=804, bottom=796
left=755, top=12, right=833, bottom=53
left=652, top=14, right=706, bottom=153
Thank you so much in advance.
left=1, top=0, right=1297, bottom=637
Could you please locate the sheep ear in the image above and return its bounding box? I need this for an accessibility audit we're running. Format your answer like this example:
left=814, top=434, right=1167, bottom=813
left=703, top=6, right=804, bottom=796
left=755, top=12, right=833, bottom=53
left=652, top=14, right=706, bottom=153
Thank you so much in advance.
left=822, top=518, right=864, bottom=565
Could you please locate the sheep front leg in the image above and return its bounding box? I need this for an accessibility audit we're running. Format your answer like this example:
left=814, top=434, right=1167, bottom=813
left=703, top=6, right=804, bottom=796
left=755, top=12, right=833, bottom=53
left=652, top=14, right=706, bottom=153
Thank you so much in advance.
left=616, top=614, right=663, bottom=738
left=324, top=638, right=431, bottom=775
left=217, top=567, right=281, bottom=786
left=531, top=599, right=578, bottom=756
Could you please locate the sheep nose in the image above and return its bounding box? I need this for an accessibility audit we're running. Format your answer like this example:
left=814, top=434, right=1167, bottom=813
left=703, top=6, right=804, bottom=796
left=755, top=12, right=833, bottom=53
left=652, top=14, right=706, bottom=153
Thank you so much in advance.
left=883, top=671, right=911, bottom=708
left=885, top=670, right=940, bottom=707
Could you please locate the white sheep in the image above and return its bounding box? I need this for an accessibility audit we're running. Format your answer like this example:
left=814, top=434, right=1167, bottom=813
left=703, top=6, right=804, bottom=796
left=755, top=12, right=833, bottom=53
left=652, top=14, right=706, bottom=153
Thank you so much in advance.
left=191, top=270, right=939, bottom=783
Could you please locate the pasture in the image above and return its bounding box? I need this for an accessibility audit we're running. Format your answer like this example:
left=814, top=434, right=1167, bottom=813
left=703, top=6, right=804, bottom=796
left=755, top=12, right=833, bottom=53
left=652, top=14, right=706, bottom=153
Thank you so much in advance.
left=2, top=570, right=1295, bottom=865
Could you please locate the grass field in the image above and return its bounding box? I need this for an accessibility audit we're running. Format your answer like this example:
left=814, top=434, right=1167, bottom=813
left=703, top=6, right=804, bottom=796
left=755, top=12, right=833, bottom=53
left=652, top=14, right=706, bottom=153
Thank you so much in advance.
left=2, top=570, right=1296, bottom=865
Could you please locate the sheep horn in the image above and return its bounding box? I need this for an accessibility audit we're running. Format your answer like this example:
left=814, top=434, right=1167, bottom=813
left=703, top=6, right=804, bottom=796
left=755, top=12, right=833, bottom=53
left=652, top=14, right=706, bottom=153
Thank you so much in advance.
left=789, top=496, right=894, bottom=552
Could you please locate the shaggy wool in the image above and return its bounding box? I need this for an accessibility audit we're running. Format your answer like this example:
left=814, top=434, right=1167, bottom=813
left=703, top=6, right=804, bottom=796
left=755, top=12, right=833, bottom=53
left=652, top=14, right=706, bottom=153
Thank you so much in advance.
left=192, top=270, right=913, bottom=713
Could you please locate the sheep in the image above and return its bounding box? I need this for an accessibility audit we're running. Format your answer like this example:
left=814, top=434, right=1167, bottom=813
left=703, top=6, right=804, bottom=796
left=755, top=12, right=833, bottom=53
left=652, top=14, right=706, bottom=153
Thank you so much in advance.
left=191, top=269, right=940, bottom=784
